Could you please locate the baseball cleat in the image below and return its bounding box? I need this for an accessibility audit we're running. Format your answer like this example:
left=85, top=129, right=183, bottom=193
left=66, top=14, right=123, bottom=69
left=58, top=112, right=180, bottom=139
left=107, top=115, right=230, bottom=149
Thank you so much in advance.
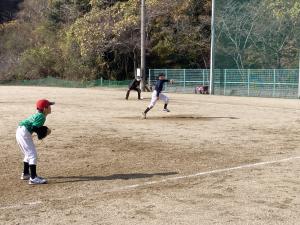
left=21, top=173, right=30, bottom=180
left=29, top=176, right=47, bottom=185
left=142, top=112, right=147, bottom=119
left=163, top=108, right=170, bottom=112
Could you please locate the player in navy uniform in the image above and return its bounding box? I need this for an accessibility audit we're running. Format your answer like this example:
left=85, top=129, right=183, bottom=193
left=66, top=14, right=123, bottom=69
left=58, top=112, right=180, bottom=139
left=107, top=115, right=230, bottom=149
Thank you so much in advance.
left=125, top=77, right=142, bottom=100
left=142, top=73, right=174, bottom=119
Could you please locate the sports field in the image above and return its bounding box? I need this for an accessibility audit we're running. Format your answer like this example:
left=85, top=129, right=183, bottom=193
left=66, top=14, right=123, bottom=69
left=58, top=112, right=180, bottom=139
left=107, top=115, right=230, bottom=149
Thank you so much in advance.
left=0, top=86, right=299, bottom=225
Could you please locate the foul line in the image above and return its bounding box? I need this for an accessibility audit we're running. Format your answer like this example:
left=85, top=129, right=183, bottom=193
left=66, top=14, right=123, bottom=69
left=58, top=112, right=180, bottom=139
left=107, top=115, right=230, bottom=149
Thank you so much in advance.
left=1, top=156, right=299, bottom=210
left=111, top=156, right=300, bottom=192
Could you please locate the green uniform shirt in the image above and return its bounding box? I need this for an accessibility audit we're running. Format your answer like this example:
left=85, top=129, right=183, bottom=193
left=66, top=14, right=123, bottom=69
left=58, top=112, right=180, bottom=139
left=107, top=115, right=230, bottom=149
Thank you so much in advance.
left=19, top=112, right=46, bottom=133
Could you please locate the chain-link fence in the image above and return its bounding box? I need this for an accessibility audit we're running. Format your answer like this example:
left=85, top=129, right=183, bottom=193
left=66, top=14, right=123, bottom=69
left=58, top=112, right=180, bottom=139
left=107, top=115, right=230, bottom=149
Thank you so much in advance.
left=0, top=76, right=131, bottom=88
left=149, top=69, right=300, bottom=98
left=1, top=70, right=299, bottom=98
left=148, top=69, right=210, bottom=93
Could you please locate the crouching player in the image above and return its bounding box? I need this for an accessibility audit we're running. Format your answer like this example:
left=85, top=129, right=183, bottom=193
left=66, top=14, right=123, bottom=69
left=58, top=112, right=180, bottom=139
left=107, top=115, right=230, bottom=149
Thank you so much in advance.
left=125, top=76, right=142, bottom=100
left=142, top=73, right=174, bottom=119
left=16, top=99, right=54, bottom=184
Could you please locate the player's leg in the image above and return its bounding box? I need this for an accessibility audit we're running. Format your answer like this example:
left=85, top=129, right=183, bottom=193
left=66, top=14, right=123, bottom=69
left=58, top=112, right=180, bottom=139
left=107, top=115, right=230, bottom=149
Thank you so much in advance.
left=159, top=93, right=170, bottom=112
left=16, top=126, right=46, bottom=184
left=132, top=87, right=142, bottom=99
left=142, top=91, right=157, bottom=118
left=125, top=89, right=131, bottom=100
left=136, top=87, right=142, bottom=99
left=16, top=127, right=30, bottom=180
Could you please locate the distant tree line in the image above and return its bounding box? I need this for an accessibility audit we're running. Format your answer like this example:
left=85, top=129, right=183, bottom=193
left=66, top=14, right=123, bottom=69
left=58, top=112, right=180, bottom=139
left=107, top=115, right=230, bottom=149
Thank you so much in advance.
left=0, top=0, right=211, bottom=81
left=0, top=0, right=298, bottom=81
left=215, top=0, right=300, bottom=69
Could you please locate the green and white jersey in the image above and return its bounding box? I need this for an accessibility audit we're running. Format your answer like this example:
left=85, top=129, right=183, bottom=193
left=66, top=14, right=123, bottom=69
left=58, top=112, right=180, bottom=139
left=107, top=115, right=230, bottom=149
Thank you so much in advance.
left=19, top=112, right=46, bottom=133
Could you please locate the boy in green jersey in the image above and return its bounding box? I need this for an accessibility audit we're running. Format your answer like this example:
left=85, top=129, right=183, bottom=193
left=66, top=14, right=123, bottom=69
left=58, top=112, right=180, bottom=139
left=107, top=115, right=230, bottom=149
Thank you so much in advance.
left=16, top=99, right=54, bottom=184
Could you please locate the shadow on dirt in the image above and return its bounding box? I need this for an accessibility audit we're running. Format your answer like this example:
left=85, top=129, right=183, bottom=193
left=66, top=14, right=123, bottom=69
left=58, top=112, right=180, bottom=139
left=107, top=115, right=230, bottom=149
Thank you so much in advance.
left=118, top=115, right=239, bottom=121
left=50, top=172, right=178, bottom=184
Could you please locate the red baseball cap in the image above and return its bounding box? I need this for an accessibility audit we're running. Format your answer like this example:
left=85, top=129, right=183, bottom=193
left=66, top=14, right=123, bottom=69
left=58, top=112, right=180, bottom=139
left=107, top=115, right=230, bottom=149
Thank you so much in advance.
left=36, top=99, right=55, bottom=111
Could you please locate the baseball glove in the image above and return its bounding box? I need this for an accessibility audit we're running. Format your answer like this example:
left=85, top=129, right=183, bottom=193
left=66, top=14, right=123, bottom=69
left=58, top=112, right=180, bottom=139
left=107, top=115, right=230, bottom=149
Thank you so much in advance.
left=32, top=126, right=49, bottom=140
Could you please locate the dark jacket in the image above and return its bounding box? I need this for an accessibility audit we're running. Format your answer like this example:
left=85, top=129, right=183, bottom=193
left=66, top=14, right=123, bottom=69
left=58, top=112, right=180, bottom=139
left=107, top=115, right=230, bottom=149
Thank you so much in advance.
left=155, top=79, right=169, bottom=97
left=129, top=79, right=141, bottom=89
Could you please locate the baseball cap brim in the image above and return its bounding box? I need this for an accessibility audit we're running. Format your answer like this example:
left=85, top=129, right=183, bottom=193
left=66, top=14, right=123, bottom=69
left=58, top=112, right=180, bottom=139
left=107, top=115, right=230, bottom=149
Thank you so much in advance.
left=49, top=101, right=55, bottom=105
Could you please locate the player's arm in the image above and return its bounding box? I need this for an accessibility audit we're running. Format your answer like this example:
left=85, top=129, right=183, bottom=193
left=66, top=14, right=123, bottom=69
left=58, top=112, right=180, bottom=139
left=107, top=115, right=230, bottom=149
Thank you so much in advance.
left=163, top=79, right=174, bottom=84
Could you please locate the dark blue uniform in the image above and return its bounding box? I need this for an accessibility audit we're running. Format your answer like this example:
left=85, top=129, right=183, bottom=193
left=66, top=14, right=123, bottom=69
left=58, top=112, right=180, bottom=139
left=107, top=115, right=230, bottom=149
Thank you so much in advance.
left=155, top=80, right=169, bottom=97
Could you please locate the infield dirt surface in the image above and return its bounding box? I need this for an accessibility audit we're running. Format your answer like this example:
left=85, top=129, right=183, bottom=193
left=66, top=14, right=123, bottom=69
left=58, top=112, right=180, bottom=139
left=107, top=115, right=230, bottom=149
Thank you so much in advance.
left=0, top=86, right=299, bottom=225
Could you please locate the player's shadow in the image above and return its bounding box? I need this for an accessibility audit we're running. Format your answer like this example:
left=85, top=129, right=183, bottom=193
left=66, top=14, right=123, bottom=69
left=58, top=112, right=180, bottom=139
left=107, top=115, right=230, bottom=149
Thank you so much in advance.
left=50, top=172, right=178, bottom=184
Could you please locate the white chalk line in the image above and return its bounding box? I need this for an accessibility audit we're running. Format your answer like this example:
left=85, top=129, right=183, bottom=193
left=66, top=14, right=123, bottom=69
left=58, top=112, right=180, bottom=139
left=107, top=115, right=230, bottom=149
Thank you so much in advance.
left=110, top=156, right=300, bottom=192
left=1, top=156, right=299, bottom=210
left=0, top=201, right=42, bottom=210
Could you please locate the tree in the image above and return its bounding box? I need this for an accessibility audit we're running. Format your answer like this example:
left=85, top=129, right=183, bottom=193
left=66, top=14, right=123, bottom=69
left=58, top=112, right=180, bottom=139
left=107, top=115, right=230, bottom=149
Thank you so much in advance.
left=215, top=0, right=299, bottom=69
left=0, top=0, right=212, bottom=81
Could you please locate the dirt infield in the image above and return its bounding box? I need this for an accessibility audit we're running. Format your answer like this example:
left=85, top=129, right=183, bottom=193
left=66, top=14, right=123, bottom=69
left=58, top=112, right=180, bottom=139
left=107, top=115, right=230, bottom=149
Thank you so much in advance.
left=0, top=86, right=299, bottom=225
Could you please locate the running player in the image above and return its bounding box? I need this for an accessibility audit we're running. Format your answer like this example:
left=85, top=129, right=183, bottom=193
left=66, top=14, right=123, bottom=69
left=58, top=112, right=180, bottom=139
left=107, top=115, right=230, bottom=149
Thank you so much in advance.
left=142, top=73, right=174, bottom=119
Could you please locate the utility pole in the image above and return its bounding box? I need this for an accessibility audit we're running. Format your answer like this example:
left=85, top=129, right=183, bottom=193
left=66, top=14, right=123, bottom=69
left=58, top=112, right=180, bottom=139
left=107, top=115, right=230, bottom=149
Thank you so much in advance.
left=209, top=0, right=215, bottom=95
left=140, top=0, right=146, bottom=91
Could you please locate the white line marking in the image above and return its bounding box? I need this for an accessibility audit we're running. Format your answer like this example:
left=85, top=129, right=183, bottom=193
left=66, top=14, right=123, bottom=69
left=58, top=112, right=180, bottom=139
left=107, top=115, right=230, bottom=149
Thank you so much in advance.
left=111, top=156, right=300, bottom=192
left=0, top=201, right=42, bottom=210
left=1, top=156, right=299, bottom=210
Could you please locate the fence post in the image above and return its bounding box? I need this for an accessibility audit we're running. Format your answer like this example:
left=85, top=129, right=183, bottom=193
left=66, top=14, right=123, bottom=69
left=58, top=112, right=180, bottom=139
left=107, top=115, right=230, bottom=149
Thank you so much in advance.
left=183, top=69, right=186, bottom=91
left=148, top=69, right=151, bottom=87
left=224, top=69, right=227, bottom=95
left=298, top=52, right=300, bottom=98
left=247, top=69, right=250, bottom=96
left=165, top=69, right=168, bottom=90
left=202, top=70, right=205, bottom=85
left=273, top=69, right=276, bottom=97
left=100, top=77, right=103, bottom=86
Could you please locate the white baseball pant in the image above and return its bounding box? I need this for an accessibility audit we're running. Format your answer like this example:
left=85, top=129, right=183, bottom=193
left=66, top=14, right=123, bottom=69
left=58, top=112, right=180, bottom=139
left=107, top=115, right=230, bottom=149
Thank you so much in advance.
left=148, top=90, right=169, bottom=108
left=16, top=126, right=37, bottom=165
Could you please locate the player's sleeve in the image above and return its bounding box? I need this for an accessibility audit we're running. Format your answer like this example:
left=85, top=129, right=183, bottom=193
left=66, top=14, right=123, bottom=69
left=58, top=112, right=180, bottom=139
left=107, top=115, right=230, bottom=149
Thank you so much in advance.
left=32, top=114, right=46, bottom=127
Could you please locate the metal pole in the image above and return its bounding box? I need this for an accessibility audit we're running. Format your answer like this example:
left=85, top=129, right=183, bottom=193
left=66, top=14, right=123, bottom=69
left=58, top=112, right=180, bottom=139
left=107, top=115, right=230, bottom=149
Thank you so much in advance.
left=140, top=0, right=146, bottom=91
left=209, top=0, right=215, bottom=95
